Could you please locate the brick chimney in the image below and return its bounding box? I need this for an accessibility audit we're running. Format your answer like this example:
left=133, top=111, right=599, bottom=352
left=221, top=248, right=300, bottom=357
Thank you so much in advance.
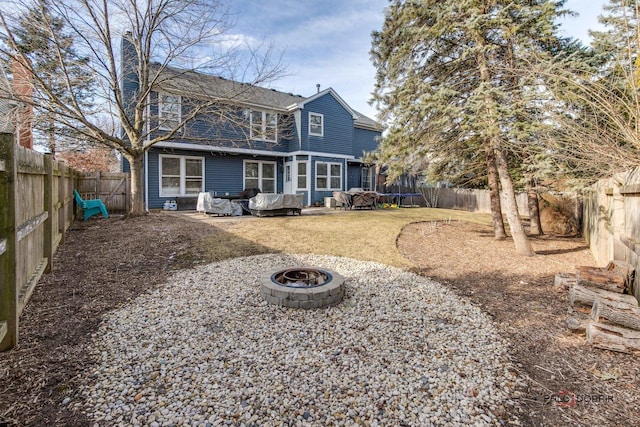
left=12, top=58, right=33, bottom=150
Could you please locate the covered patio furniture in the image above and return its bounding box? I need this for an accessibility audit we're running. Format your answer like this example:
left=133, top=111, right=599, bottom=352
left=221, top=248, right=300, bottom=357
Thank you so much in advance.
left=350, top=191, right=377, bottom=209
left=249, top=194, right=304, bottom=217
left=332, top=191, right=352, bottom=210
left=197, top=192, right=238, bottom=216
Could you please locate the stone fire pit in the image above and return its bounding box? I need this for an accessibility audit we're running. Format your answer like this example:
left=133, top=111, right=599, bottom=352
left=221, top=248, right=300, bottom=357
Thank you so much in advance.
left=260, top=266, right=345, bottom=308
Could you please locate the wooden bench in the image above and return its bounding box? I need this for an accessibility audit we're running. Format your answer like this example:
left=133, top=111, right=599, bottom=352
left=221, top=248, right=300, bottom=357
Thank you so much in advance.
left=74, top=189, right=109, bottom=220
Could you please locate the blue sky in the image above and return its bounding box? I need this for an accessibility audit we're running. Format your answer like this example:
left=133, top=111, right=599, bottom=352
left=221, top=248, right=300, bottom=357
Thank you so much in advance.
left=230, top=0, right=608, bottom=122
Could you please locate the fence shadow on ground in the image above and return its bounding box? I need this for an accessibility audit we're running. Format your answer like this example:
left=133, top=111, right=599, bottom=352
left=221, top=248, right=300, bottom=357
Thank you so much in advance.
left=0, top=213, right=276, bottom=426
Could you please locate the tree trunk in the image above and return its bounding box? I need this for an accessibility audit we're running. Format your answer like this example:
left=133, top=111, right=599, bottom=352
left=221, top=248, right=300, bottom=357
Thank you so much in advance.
left=472, top=29, right=529, bottom=253
left=129, top=153, right=146, bottom=216
left=586, top=322, right=640, bottom=353
left=591, top=299, right=640, bottom=330
left=493, top=147, right=535, bottom=256
left=485, top=145, right=507, bottom=239
left=526, top=179, right=542, bottom=235
left=576, top=265, right=626, bottom=293
left=569, top=283, right=639, bottom=308
left=47, top=116, right=56, bottom=158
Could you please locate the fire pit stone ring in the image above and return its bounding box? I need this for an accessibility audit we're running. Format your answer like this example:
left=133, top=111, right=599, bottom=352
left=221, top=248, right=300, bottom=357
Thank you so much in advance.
left=260, top=266, right=345, bottom=309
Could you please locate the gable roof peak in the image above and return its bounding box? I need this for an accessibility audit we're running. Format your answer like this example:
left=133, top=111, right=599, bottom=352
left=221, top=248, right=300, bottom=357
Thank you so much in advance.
left=298, top=87, right=381, bottom=130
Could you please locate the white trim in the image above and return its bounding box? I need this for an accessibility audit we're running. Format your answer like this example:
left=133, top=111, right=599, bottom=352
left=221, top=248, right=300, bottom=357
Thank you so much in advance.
left=153, top=141, right=355, bottom=160
left=345, top=162, right=348, bottom=192
left=159, top=154, right=205, bottom=197
left=154, top=141, right=287, bottom=157
left=294, top=110, right=302, bottom=148
left=289, top=150, right=354, bottom=160
left=145, top=95, right=151, bottom=136
left=308, top=112, right=324, bottom=137
left=297, top=88, right=358, bottom=120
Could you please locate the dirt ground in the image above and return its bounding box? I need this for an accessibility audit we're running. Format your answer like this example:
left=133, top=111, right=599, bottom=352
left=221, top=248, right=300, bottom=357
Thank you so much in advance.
left=398, top=221, right=640, bottom=426
left=0, top=212, right=639, bottom=426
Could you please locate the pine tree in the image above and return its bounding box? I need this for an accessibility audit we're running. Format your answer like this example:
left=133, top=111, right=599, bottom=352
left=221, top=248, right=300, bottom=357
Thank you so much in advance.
left=371, top=0, right=569, bottom=255
left=11, top=0, right=94, bottom=156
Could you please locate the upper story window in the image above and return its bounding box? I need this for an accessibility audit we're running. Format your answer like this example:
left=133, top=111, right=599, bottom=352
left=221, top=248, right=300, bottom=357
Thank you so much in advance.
left=250, top=110, right=277, bottom=142
left=159, top=93, right=181, bottom=130
left=309, top=112, right=323, bottom=136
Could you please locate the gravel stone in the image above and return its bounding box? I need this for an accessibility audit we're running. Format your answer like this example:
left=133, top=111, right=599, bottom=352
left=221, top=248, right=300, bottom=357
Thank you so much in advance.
left=80, top=254, right=516, bottom=426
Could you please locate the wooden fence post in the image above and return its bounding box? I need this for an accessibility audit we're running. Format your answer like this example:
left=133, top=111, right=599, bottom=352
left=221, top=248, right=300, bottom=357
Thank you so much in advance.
left=43, top=154, right=54, bottom=273
left=0, top=133, right=18, bottom=351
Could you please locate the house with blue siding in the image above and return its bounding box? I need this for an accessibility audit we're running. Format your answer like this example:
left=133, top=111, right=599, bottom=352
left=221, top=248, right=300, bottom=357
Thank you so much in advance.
left=121, top=40, right=382, bottom=209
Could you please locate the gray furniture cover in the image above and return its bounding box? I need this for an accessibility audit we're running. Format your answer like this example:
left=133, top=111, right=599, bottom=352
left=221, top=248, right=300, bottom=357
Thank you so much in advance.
left=197, top=192, right=233, bottom=215
left=248, top=194, right=304, bottom=215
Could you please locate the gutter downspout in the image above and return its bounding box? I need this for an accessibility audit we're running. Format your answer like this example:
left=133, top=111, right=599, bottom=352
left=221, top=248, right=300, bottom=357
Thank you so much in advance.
left=144, top=150, right=149, bottom=212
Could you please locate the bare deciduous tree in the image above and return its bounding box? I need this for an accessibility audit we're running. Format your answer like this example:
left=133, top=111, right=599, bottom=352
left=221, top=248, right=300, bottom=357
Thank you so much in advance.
left=0, top=0, right=287, bottom=215
left=530, top=0, right=640, bottom=188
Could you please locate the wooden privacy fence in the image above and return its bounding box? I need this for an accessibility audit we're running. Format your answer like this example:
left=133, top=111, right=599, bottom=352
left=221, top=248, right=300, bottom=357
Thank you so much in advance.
left=584, top=167, right=640, bottom=301
left=421, top=187, right=530, bottom=215
left=77, top=171, right=130, bottom=213
left=0, top=133, right=77, bottom=350
left=0, top=133, right=130, bottom=350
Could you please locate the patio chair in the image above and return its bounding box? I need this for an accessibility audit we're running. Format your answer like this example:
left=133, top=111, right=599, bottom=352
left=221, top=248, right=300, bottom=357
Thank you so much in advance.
left=332, top=191, right=352, bottom=210
left=74, top=189, right=109, bottom=220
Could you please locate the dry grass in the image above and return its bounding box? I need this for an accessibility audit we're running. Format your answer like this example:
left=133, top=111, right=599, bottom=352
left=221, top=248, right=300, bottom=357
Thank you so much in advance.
left=176, top=208, right=494, bottom=267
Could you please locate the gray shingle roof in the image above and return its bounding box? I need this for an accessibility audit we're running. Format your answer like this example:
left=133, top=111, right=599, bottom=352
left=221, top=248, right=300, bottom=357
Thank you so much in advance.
left=153, top=64, right=380, bottom=130
left=154, top=65, right=304, bottom=111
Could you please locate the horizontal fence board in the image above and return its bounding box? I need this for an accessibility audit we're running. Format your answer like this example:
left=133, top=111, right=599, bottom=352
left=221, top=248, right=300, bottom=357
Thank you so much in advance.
left=16, top=212, right=48, bottom=242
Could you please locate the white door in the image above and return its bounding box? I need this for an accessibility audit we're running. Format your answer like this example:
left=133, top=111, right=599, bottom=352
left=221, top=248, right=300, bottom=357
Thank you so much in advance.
left=284, top=161, right=294, bottom=194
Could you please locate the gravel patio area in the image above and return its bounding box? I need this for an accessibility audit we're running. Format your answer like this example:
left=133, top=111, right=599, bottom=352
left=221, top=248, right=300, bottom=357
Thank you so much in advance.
left=80, top=254, right=517, bottom=427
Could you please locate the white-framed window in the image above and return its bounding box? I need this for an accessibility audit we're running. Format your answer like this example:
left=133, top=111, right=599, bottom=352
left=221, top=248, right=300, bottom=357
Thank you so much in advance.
left=249, top=110, right=278, bottom=142
left=158, top=92, right=181, bottom=130
left=297, top=161, right=308, bottom=189
left=309, top=112, right=324, bottom=136
left=244, top=160, right=276, bottom=193
left=316, top=161, right=342, bottom=190
left=159, top=155, right=204, bottom=197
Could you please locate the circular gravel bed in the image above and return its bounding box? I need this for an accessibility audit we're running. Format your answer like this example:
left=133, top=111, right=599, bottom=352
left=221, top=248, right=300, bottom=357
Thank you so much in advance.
left=81, top=254, right=515, bottom=426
